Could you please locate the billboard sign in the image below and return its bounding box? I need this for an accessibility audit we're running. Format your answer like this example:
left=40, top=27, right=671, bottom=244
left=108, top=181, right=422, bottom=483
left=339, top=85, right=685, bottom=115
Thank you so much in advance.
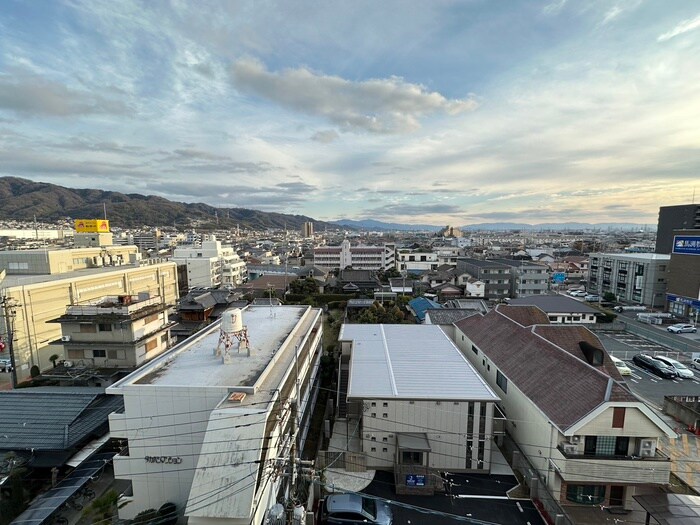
left=75, top=219, right=110, bottom=233
left=552, top=272, right=567, bottom=284
left=672, top=235, right=700, bottom=255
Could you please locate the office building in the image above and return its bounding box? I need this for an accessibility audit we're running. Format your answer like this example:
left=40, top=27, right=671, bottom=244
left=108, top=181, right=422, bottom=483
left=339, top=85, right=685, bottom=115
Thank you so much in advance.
left=489, top=258, right=549, bottom=297
left=665, top=230, right=700, bottom=320
left=588, top=253, right=669, bottom=307
left=655, top=204, right=700, bottom=254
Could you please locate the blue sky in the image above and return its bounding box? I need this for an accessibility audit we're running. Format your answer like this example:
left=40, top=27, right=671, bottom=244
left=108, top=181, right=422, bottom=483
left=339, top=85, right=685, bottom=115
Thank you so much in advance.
left=1, top=0, right=699, bottom=225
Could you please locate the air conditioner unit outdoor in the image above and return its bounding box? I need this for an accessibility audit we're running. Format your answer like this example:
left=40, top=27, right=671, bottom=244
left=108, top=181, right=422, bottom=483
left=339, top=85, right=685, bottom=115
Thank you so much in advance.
left=365, top=433, right=371, bottom=438
left=563, top=444, right=577, bottom=455
left=640, top=448, right=654, bottom=458
left=61, top=335, right=71, bottom=342
left=641, top=439, right=654, bottom=449
left=569, top=435, right=581, bottom=445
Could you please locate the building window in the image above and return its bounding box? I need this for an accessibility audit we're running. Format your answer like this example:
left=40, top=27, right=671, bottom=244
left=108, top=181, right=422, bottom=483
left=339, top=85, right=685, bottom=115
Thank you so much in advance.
left=371, top=402, right=376, bottom=407
left=472, top=344, right=478, bottom=355
left=98, top=323, right=112, bottom=332
left=107, top=350, right=119, bottom=360
left=612, top=407, right=625, bottom=428
left=79, top=324, right=97, bottom=333
left=371, top=447, right=376, bottom=452
left=383, top=448, right=388, bottom=453
left=145, top=339, right=158, bottom=352
left=382, top=437, right=388, bottom=442
left=371, top=436, right=376, bottom=441
left=566, top=485, right=606, bottom=505
left=371, top=413, right=376, bottom=418
left=93, top=349, right=106, bottom=358
left=382, top=402, right=388, bottom=407
left=401, top=451, right=422, bottom=465
left=496, top=371, right=508, bottom=394
left=382, top=413, right=388, bottom=418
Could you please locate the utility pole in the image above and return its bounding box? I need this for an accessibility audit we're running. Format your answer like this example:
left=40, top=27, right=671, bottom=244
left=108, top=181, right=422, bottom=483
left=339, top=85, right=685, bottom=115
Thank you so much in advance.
left=1, top=296, right=20, bottom=388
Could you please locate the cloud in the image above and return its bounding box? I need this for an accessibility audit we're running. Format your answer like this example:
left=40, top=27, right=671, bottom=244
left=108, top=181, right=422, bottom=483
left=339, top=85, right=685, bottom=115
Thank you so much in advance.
left=231, top=58, right=477, bottom=133
left=0, top=71, right=131, bottom=117
left=362, top=203, right=464, bottom=218
left=658, top=13, right=700, bottom=42
left=311, top=130, right=340, bottom=143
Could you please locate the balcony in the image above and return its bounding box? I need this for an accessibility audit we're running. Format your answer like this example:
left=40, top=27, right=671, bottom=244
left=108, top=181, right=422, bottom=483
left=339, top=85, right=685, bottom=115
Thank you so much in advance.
left=555, top=446, right=671, bottom=484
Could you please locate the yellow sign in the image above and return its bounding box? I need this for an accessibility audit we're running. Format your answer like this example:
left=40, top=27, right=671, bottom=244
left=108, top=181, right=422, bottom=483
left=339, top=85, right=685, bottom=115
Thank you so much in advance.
left=74, top=219, right=110, bottom=233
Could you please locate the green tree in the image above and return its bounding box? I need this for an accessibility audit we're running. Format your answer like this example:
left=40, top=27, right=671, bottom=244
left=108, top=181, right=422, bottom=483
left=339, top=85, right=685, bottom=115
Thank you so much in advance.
left=82, top=489, right=120, bottom=523
left=49, top=354, right=60, bottom=368
left=603, top=292, right=616, bottom=303
left=134, top=508, right=158, bottom=524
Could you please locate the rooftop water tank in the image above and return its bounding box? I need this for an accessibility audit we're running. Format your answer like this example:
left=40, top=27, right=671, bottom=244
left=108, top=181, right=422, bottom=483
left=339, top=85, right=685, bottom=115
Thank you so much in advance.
left=221, top=308, right=243, bottom=333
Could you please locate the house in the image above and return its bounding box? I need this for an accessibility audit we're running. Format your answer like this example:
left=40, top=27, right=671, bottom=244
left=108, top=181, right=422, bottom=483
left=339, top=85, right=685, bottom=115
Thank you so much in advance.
left=508, top=295, right=598, bottom=324
left=453, top=305, right=675, bottom=510
left=337, top=269, right=381, bottom=292
left=455, top=258, right=511, bottom=300
left=407, top=296, right=442, bottom=323
left=337, top=324, right=501, bottom=494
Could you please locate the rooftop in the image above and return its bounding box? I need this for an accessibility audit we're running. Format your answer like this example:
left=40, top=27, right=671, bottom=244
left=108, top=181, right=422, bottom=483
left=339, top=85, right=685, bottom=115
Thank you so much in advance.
left=117, top=306, right=308, bottom=389
left=508, top=295, right=598, bottom=314
left=340, top=324, right=499, bottom=401
left=591, top=252, right=671, bottom=261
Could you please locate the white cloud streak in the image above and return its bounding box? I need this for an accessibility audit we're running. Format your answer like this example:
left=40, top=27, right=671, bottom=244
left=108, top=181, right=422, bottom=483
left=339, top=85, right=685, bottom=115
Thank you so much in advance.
left=658, top=13, right=700, bottom=41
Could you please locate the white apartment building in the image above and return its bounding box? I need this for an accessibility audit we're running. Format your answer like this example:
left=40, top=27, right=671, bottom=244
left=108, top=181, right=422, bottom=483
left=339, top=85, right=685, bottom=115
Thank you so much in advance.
left=313, top=239, right=396, bottom=271
left=588, top=253, right=670, bottom=308
left=107, top=305, right=323, bottom=523
left=172, top=235, right=246, bottom=289
left=337, top=324, right=501, bottom=494
left=396, top=249, right=438, bottom=273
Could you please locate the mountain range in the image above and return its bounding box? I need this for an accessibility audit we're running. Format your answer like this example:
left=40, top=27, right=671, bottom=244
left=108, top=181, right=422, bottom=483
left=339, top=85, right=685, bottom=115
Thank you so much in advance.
left=0, top=177, right=332, bottom=230
left=333, top=219, right=653, bottom=232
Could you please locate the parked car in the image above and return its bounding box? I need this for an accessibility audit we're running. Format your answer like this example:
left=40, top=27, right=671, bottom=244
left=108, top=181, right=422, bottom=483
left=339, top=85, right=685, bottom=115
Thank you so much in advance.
left=667, top=323, right=697, bottom=334
left=568, top=290, right=586, bottom=297
left=693, top=358, right=700, bottom=371
left=584, top=294, right=600, bottom=302
left=632, top=353, right=678, bottom=379
left=0, top=358, right=12, bottom=372
left=321, top=494, right=393, bottom=525
left=653, top=355, right=695, bottom=379
left=610, top=356, right=632, bottom=376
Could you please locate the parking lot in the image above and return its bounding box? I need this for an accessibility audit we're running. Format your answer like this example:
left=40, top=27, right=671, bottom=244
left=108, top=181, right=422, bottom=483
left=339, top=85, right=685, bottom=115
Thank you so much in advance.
left=596, top=330, right=700, bottom=407
left=360, top=471, right=544, bottom=525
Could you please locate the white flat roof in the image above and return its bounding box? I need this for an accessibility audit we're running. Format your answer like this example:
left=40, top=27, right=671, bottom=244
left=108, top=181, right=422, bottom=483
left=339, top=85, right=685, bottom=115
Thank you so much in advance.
left=131, top=306, right=305, bottom=388
left=340, top=324, right=499, bottom=401
left=591, top=252, right=670, bottom=261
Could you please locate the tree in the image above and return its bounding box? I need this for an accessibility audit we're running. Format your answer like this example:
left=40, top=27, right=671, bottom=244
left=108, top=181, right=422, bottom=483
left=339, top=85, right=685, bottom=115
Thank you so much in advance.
left=603, top=292, right=616, bottom=303
left=133, top=508, right=158, bottom=524
left=29, top=365, right=40, bottom=378
left=157, top=502, right=178, bottom=525
left=82, top=489, right=120, bottom=523
left=49, top=354, right=60, bottom=368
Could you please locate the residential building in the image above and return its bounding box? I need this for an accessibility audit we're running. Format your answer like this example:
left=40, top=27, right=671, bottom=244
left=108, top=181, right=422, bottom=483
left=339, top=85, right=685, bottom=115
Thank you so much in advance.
left=337, top=324, right=501, bottom=494
left=51, top=294, right=173, bottom=368
left=407, top=296, right=442, bottom=323
left=489, top=258, right=549, bottom=297
left=172, top=235, right=246, bottom=289
left=588, top=253, right=669, bottom=307
left=131, top=230, right=161, bottom=252
left=313, top=239, right=396, bottom=271
left=454, top=305, right=675, bottom=509
left=302, top=221, right=314, bottom=238
left=456, top=258, right=511, bottom=300
left=665, top=229, right=700, bottom=320
left=508, top=295, right=598, bottom=324
left=655, top=204, right=700, bottom=254
left=107, top=305, right=323, bottom=522
left=0, top=261, right=178, bottom=382
left=0, top=245, right=138, bottom=276
left=396, top=249, right=438, bottom=273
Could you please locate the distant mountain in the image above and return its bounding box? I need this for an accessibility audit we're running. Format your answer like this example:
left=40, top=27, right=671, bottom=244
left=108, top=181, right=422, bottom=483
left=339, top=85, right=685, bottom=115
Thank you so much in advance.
left=332, top=218, right=652, bottom=232
left=332, top=219, right=443, bottom=231
left=0, top=177, right=335, bottom=230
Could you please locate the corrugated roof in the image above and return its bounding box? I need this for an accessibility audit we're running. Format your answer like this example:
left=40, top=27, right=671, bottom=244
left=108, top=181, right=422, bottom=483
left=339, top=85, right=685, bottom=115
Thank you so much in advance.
left=455, top=307, right=635, bottom=431
left=0, top=388, right=122, bottom=452
left=340, top=324, right=499, bottom=401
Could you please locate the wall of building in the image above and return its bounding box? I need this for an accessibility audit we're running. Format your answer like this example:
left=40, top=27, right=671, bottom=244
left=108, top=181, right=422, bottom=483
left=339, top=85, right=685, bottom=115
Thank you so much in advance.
left=546, top=312, right=597, bottom=324
left=588, top=254, right=669, bottom=307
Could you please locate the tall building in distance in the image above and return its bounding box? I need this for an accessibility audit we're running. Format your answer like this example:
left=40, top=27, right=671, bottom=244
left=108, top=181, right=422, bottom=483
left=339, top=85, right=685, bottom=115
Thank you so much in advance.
left=655, top=204, right=700, bottom=254
left=302, top=221, right=314, bottom=238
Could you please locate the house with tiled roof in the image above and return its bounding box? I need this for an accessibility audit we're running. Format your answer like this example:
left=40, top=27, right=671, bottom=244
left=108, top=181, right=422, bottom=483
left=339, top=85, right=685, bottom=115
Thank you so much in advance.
left=452, top=305, right=675, bottom=511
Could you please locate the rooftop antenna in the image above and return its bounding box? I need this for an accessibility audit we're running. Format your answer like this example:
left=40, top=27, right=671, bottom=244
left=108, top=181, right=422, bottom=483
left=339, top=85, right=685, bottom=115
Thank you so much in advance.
left=103, top=202, right=108, bottom=220
left=267, top=283, right=276, bottom=317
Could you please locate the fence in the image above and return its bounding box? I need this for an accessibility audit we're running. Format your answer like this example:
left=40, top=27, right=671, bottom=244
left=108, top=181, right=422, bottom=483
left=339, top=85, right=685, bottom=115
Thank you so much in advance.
left=315, top=451, right=366, bottom=472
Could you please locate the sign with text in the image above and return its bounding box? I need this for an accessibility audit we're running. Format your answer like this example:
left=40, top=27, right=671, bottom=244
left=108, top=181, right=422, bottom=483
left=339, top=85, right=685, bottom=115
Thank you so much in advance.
left=672, top=235, right=700, bottom=255
left=75, top=219, right=110, bottom=233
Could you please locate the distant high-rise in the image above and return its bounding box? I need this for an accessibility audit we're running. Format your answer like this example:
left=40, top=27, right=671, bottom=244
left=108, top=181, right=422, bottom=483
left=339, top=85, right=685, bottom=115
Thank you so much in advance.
left=302, top=221, right=314, bottom=238
left=655, top=204, right=700, bottom=254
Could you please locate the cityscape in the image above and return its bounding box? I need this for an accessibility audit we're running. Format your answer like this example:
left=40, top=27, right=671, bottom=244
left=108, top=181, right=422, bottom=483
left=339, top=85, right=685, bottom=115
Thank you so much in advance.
left=1, top=2, right=700, bottom=525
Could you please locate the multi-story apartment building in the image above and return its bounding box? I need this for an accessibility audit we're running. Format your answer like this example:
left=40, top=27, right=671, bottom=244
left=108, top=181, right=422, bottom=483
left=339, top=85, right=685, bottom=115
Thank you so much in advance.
left=396, top=249, right=438, bottom=273
left=655, top=204, right=700, bottom=254
left=588, top=253, right=669, bottom=307
left=454, top=305, right=675, bottom=510
left=172, top=235, right=246, bottom=289
left=456, top=258, right=511, bottom=300
left=313, top=239, right=396, bottom=271
left=337, top=324, right=501, bottom=494
left=52, top=294, right=173, bottom=368
left=302, top=221, right=314, bottom=238
left=107, top=305, right=323, bottom=523
left=0, top=260, right=178, bottom=382
left=665, top=230, right=700, bottom=319
left=0, top=245, right=138, bottom=275
left=489, top=258, right=549, bottom=297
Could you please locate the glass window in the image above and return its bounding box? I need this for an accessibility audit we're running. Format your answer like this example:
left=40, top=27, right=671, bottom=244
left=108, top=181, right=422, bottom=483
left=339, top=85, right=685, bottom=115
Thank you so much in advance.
left=93, top=349, right=106, bottom=358
left=496, top=371, right=508, bottom=393
left=566, top=484, right=606, bottom=505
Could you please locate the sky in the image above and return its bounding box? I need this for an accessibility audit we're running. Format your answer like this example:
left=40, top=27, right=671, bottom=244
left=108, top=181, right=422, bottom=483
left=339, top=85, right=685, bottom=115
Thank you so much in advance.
left=0, top=0, right=699, bottom=226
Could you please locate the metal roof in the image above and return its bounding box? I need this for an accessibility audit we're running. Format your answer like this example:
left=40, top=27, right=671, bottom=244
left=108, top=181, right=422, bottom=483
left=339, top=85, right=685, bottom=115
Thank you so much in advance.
left=340, top=324, right=499, bottom=401
left=633, top=494, right=700, bottom=525
left=0, top=388, right=122, bottom=454
left=508, top=295, right=598, bottom=314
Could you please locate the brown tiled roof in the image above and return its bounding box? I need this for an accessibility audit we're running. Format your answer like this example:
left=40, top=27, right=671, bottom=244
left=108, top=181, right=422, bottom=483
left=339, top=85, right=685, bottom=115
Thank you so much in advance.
left=455, top=308, right=636, bottom=431
left=497, top=304, right=550, bottom=326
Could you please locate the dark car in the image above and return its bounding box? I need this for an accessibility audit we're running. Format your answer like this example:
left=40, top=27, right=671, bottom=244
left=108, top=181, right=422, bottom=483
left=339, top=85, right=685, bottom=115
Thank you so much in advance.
left=632, top=353, right=677, bottom=379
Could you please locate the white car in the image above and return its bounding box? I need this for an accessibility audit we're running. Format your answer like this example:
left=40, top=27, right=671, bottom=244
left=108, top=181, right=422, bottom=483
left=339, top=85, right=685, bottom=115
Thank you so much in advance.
left=610, top=356, right=632, bottom=376
left=667, top=323, right=697, bottom=334
left=653, top=355, right=695, bottom=379
left=693, top=358, right=700, bottom=371
left=0, top=358, right=12, bottom=372
left=584, top=294, right=601, bottom=302
left=568, top=290, right=587, bottom=297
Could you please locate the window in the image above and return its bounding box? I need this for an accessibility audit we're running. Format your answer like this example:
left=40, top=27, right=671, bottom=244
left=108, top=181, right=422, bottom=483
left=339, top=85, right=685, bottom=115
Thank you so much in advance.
left=371, top=436, right=376, bottom=441
left=371, top=447, right=376, bottom=452
left=472, top=344, right=478, bottom=355
left=382, top=437, right=388, bottom=442
left=98, top=323, right=112, bottom=332
left=496, top=371, right=508, bottom=393
left=371, top=413, right=376, bottom=418
left=382, top=402, right=388, bottom=407
left=79, top=324, right=97, bottom=333
left=566, top=485, right=606, bottom=505
left=383, top=448, right=388, bottom=452
left=161, top=334, right=168, bottom=344
left=145, top=339, right=158, bottom=352
left=401, top=451, right=422, bottom=465
left=93, top=349, right=106, bottom=358
left=107, top=350, right=119, bottom=360
left=371, top=402, right=376, bottom=407
left=612, top=407, right=625, bottom=428
left=382, top=413, right=388, bottom=418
